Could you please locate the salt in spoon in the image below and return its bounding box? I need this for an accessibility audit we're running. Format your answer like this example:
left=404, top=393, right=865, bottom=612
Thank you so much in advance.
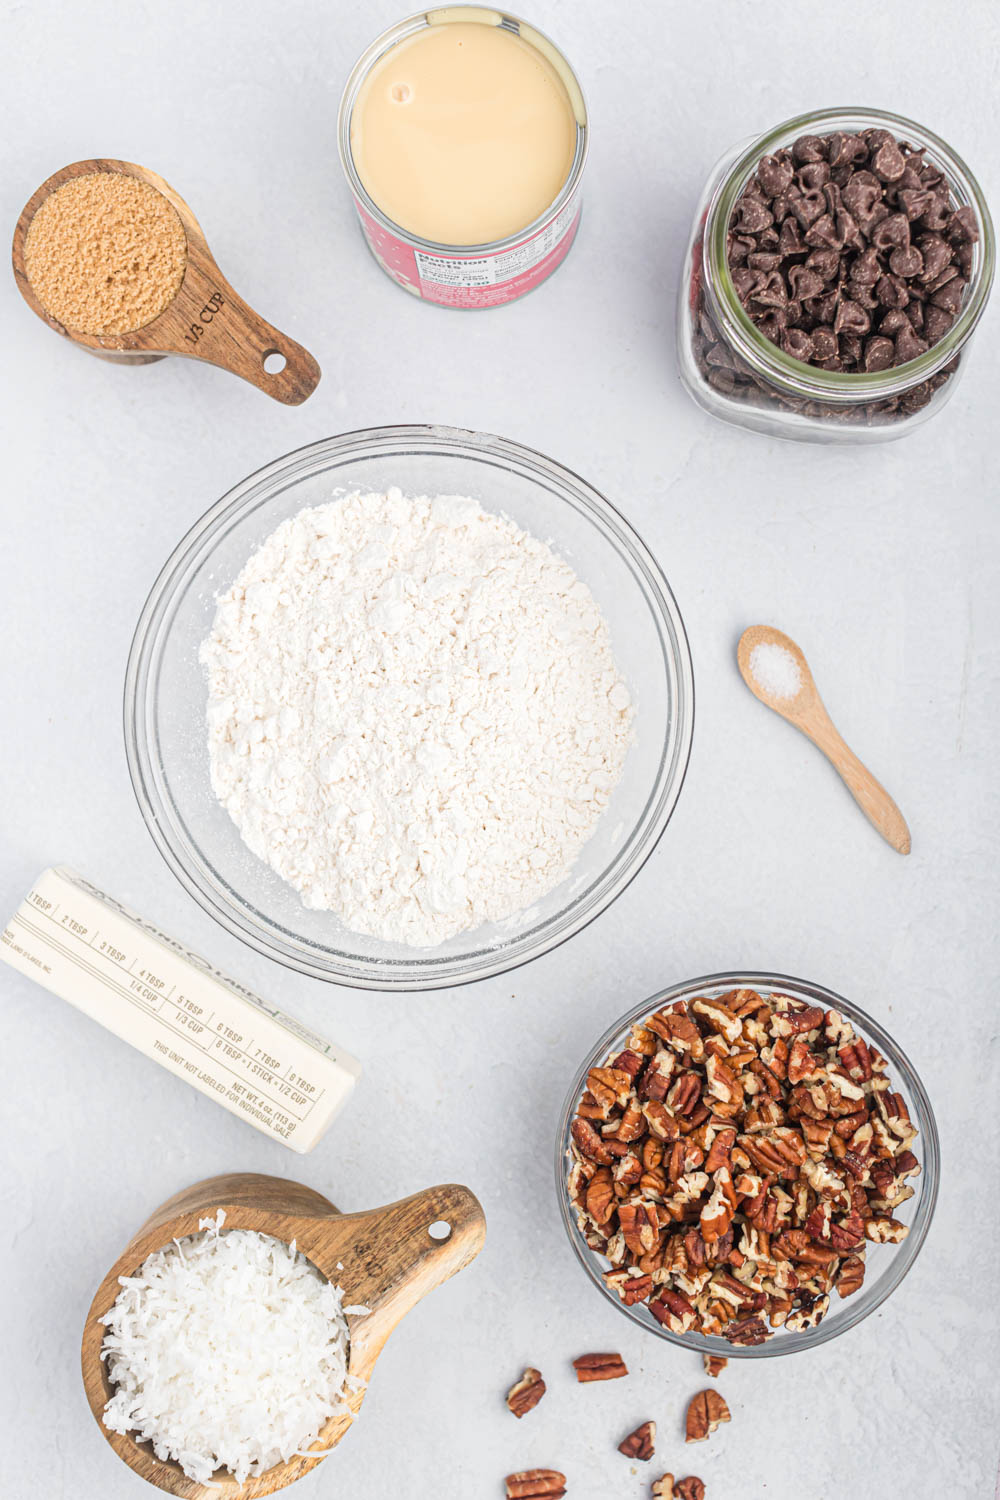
left=737, top=625, right=911, bottom=855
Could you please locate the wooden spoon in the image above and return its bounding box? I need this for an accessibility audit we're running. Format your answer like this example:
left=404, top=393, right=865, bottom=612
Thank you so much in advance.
left=738, top=625, right=911, bottom=855
left=13, top=159, right=320, bottom=403
left=81, top=1173, right=486, bottom=1497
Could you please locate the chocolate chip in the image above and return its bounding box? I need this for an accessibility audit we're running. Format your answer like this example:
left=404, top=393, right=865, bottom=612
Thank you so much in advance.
left=804, top=247, right=840, bottom=282
left=871, top=213, right=911, bottom=251
left=894, top=323, right=928, bottom=364
left=872, top=139, right=906, bottom=182
left=787, top=265, right=824, bottom=300
left=791, top=190, right=826, bottom=229
left=920, top=194, right=952, bottom=232
left=792, top=134, right=827, bottom=164
left=828, top=132, right=866, bottom=170
left=810, top=327, right=838, bottom=360
left=757, top=154, right=794, bottom=196
left=712, top=124, right=978, bottom=424
left=889, top=245, right=924, bottom=278
left=898, top=187, right=934, bottom=221
left=875, top=273, right=909, bottom=309
left=781, top=327, right=814, bottom=360
left=778, top=218, right=806, bottom=256
left=799, top=161, right=831, bottom=191
left=842, top=175, right=881, bottom=221
left=749, top=270, right=788, bottom=308
left=835, top=298, right=871, bottom=335
left=923, top=304, right=953, bottom=341
left=733, top=196, right=774, bottom=234
left=864, top=335, right=895, bottom=371
left=947, top=205, right=978, bottom=243
left=917, top=234, right=951, bottom=282
left=931, top=277, right=966, bottom=314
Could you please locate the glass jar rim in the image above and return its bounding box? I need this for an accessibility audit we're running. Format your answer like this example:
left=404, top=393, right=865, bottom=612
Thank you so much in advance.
left=702, top=107, right=996, bottom=404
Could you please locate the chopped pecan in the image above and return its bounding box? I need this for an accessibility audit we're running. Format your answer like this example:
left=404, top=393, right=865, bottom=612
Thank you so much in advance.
left=573, top=1351, right=627, bottom=1382
left=864, top=1216, right=909, bottom=1244
left=587, top=1065, right=634, bottom=1117
left=571, top=1117, right=614, bottom=1164
left=836, top=1254, right=866, bottom=1298
left=585, top=1167, right=615, bottom=1226
left=618, top=1420, right=656, bottom=1460
left=604, top=1268, right=654, bottom=1305
left=685, top=1389, right=731, bottom=1443
left=651, top=1478, right=676, bottom=1499
left=506, top=1368, right=546, bottom=1419
left=619, top=1200, right=662, bottom=1256
left=674, top=1481, right=705, bottom=1500
left=725, top=1314, right=769, bottom=1346
left=647, top=1009, right=706, bottom=1060
left=703, top=1353, right=728, bottom=1378
left=505, top=1471, right=566, bottom=1499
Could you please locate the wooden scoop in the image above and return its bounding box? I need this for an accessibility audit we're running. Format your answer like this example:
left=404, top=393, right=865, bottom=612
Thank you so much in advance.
left=738, top=625, right=911, bottom=855
left=81, top=1173, right=486, bottom=1497
left=12, top=159, right=320, bottom=403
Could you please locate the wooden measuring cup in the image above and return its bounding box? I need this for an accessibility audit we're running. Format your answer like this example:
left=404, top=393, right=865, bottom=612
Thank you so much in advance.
left=81, top=1173, right=486, bottom=1496
left=12, top=160, right=321, bottom=403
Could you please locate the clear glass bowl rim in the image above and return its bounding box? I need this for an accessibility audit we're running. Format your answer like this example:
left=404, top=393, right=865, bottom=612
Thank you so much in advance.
left=555, top=969, right=940, bottom=1357
left=701, top=106, right=996, bottom=404
left=124, top=423, right=695, bottom=991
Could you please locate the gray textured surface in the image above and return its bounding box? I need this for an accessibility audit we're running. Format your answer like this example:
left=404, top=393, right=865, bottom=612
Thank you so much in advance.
left=2, top=1, right=999, bottom=1496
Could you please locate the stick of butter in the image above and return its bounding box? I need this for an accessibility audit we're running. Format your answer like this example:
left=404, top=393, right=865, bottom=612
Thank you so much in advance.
left=1, top=867, right=360, bottom=1153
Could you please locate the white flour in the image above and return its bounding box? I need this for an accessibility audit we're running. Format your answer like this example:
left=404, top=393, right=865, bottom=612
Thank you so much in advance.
left=200, top=489, right=633, bottom=946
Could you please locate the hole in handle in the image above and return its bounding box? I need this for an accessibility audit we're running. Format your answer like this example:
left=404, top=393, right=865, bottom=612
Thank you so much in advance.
left=262, top=349, right=287, bottom=375
left=427, top=1220, right=451, bottom=1243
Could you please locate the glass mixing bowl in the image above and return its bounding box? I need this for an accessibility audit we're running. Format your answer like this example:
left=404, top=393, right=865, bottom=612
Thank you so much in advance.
left=556, top=971, right=939, bottom=1356
left=125, top=425, right=694, bottom=990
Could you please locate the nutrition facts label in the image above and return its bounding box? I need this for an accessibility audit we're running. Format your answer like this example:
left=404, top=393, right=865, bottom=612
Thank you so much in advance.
left=414, top=199, right=580, bottom=288
left=1, top=868, right=360, bottom=1151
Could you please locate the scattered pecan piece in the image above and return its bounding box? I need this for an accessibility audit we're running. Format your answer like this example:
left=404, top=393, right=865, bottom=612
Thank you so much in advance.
left=572, top=1351, right=627, bottom=1382
left=506, top=1367, right=546, bottom=1419
left=505, top=1470, right=566, bottom=1499
left=685, top=1389, right=731, bottom=1443
left=651, top=1477, right=675, bottom=1498
left=702, top=1353, right=728, bottom=1378
left=675, top=1480, right=706, bottom=1500
left=618, top=1420, right=655, bottom=1460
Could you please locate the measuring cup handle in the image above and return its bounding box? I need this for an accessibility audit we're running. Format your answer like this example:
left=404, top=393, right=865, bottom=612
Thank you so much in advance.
left=170, top=258, right=322, bottom=405
left=347, top=1184, right=486, bottom=1352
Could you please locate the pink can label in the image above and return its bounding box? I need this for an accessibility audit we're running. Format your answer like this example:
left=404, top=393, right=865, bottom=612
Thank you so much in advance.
left=353, top=196, right=581, bottom=307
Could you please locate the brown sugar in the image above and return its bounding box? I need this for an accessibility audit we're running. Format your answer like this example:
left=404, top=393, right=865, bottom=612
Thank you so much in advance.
left=23, top=171, right=187, bottom=336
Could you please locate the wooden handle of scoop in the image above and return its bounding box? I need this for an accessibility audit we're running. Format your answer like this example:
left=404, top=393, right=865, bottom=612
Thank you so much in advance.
left=803, top=709, right=912, bottom=855
left=164, top=255, right=321, bottom=405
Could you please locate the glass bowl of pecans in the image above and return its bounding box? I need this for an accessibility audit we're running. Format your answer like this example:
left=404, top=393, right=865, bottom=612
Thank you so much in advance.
left=557, top=972, right=939, bottom=1357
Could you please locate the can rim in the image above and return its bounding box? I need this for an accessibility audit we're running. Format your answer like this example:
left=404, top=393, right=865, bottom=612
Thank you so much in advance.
left=337, top=6, right=589, bottom=256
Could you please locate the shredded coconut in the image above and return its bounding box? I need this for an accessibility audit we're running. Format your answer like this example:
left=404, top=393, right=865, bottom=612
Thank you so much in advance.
left=100, top=1211, right=357, bottom=1485
left=749, top=641, right=802, bottom=701
left=200, top=488, right=633, bottom=946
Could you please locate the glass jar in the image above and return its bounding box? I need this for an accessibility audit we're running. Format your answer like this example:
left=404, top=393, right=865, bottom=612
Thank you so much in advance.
left=677, top=108, right=995, bottom=442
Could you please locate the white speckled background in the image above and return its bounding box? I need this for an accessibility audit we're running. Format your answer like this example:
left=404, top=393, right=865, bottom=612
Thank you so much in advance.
left=2, top=1, right=999, bottom=1495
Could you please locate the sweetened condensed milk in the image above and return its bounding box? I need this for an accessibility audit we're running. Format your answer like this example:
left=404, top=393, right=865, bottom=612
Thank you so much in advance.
left=351, top=19, right=575, bottom=244
left=339, top=8, right=588, bottom=307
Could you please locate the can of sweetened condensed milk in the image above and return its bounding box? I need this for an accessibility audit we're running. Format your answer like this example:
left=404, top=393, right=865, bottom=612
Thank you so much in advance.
left=338, top=7, right=588, bottom=308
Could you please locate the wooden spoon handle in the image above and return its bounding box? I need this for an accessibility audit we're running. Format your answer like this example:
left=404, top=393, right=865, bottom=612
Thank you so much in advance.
left=165, top=256, right=321, bottom=405
left=804, top=714, right=911, bottom=855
